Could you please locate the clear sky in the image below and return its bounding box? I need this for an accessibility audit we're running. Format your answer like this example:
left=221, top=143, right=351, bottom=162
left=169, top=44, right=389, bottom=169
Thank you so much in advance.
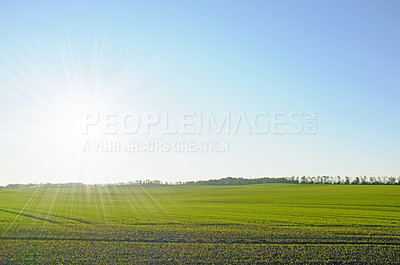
left=0, top=1, right=399, bottom=185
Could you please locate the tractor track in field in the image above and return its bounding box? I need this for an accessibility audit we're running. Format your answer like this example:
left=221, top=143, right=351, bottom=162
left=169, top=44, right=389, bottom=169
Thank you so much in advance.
left=1, top=236, right=400, bottom=245
left=0, top=209, right=59, bottom=224
left=4, top=207, right=92, bottom=224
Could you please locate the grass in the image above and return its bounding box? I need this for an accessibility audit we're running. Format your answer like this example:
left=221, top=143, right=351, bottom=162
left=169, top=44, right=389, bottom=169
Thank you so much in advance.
left=1, top=184, right=400, bottom=264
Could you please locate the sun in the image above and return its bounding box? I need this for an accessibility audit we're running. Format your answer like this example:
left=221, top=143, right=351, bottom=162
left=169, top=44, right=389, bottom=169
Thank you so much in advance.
left=0, top=31, right=179, bottom=185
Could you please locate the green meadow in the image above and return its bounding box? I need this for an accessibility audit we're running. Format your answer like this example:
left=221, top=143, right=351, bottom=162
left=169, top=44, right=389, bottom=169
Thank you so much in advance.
left=1, top=184, right=400, bottom=264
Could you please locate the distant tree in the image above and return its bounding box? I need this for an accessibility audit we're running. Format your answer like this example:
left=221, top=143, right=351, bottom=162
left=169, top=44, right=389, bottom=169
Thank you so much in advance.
left=344, top=176, right=350, bottom=185
left=361, top=176, right=368, bottom=185
left=322, top=176, right=328, bottom=184
left=336, top=176, right=342, bottom=184
left=387, top=177, right=396, bottom=185
left=351, top=177, right=360, bottom=185
left=289, top=176, right=298, bottom=184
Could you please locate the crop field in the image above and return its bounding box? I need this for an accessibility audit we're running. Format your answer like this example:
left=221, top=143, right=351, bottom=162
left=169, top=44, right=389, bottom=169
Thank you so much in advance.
left=1, top=184, right=400, bottom=264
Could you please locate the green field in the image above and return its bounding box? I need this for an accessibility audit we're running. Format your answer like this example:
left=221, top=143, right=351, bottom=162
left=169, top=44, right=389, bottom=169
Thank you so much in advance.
left=1, top=184, right=400, bottom=264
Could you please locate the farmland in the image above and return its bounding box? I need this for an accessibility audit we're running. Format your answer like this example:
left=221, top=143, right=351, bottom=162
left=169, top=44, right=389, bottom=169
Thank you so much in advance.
left=1, top=184, right=400, bottom=264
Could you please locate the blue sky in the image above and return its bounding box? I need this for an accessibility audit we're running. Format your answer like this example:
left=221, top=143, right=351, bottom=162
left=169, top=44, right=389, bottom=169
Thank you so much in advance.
left=0, top=1, right=399, bottom=184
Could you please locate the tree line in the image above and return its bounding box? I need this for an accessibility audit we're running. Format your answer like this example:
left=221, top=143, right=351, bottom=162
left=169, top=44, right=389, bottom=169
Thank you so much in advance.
left=1, top=176, right=400, bottom=190
left=184, top=176, right=400, bottom=186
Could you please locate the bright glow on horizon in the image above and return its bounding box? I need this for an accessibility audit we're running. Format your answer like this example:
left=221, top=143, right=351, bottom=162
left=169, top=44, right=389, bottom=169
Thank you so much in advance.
left=0, top=31, right=186, bottom=185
